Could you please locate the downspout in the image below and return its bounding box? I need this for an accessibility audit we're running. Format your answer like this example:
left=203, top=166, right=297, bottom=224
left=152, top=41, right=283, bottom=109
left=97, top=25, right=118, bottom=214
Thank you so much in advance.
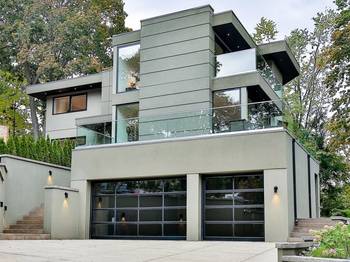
left=292, top=139, right=298, bottom=225
left=307, top=155, right=312, bottom=218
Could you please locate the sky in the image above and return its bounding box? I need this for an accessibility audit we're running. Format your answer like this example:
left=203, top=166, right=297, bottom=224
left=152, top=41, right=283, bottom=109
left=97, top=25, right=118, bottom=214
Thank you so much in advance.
left=123, top=0, right=334, bottom=39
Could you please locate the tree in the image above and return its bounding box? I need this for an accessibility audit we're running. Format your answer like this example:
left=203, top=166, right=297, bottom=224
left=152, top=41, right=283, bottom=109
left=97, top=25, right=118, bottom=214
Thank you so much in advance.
left=253, top=17, right=278, bottom=44
left=0, top=0, right=129, bottom=138
left=324, top=0, right=350, bottom=163
left=0, top=71, right=29, bottom=135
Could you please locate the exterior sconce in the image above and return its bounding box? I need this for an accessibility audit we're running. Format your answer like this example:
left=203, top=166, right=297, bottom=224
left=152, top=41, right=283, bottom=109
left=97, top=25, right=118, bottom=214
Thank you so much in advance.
left=0, top=202, right=3, bottom=207
left=4, top=206, right=7, bottom=211
left=64, top=192, right=68, bottom=199
left=98, top=197, right=102, bottom=203
left=274, top=186, right=279, bottom=194
left=49, top=170, right=52, bottom=176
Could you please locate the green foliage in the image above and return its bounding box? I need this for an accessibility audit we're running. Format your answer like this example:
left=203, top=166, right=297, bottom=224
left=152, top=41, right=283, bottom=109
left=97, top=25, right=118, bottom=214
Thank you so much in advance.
left=0, top=71, right=29, bottom=135
left=331, top=209, right=350, bottom=218
left=252, top=17, right=278, bottom=44
left=309, top=223, right=350, bottom=259
left=0, top=136, right=74, bottom=167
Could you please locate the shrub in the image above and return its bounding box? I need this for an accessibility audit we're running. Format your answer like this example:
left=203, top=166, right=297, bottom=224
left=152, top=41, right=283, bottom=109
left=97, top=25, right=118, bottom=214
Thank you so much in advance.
left=309, top=222, right=350, bottom=259
left=0, top=136, right=74, bottom=167
left=332, top=209, right=350, bottom=218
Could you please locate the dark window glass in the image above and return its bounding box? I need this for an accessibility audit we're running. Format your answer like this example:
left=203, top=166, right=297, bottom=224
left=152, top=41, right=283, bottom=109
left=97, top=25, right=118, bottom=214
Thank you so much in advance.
left=140, top=195, right=162, bottom=207
left=138, top=180, right=162, bottom=193
left=234, top=192, right=264, bottom=206
left=234, top=175, right=263, bottom=190
left=93, top=182, right=117, bottom=195
left=53, top=96, right=69, bottom=114
left=234, top=224, right=264, bottom=238
left=116, top=223, right=137, bottom=236
left=116, top=210, right=137, bottom=222
left=206, top=193, right=233, bottom=206
left=70, top=94, right=87, bottom=111
left=139, top=209, right=162, bottom=221
left=92, top=210, right=115, bottom=222
left=164, top=224, right=186, bottom=236
left=164, top=178, right=186, bottom=192
left=139, top=224, right=162, bottom=236
left=164, top=209, right=186, bottom=221
left=205, top=208, right=232, bottom=221
left=53, top=94, right=87, bottom=114
left=205, top=224, right=232, bottom=237
left=93, top=196, right=115, bottom=209
left=206, top=177, right=232, bottom=190
left=91, top=224, right=114, bottom=236
left=116, top=181, right=138, bottom=194
left=164, top=194, right=186, bottom=206
left=116, top=195, right=138, bottom=208
left=234, top=208, right=264, bottom=221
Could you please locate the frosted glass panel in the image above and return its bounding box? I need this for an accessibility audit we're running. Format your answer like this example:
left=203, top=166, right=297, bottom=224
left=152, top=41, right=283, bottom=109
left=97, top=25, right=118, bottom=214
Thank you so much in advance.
left=216, top=49, right=256, bottom=77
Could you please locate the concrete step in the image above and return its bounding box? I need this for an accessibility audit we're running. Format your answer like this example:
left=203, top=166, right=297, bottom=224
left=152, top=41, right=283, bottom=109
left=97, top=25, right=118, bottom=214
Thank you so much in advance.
left=0, top=233, right=50, bottom=240
left=23, top=215, right=43, bottom=220
left=287, top=237, right=305, bottom=242
left=17, top=220, right=43, bottom=224
left=292, top=227, right=323, bottom=233
left=3, top=229, right=44, bottom=234
left=9, top=224, right=43, bottom=229
left=290, top=231, right=314, bottom=238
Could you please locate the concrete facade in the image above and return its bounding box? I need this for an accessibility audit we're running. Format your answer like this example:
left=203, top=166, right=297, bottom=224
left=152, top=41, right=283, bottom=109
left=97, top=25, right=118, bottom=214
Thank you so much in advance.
left=24, top=5, right=320, bottom=243
left=0, top=155, right=71, bottom=231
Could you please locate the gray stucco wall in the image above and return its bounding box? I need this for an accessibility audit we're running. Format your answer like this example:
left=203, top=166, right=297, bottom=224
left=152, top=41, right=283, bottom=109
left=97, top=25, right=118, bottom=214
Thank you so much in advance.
left=295, top=143, right=310, bottom=218
left=0, top=155, right=71, bottom=227
left=137, top=6, right=215, bottom=140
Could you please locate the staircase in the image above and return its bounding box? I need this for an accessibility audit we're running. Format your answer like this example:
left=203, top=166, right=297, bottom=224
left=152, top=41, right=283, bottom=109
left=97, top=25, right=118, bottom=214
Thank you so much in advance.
left=289, top=218, right=338, bottom=242
left=0, top=207, right=50, bottom=240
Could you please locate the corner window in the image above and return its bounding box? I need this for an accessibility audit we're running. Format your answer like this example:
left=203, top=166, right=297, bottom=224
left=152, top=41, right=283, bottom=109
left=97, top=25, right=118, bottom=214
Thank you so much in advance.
left=53, top=93, right=87, bottom=114
left=116, top=103, right=139, bottom=142
left=212, top=89, right=241, bottom=133
left=117, top=43, right=140, bottom=92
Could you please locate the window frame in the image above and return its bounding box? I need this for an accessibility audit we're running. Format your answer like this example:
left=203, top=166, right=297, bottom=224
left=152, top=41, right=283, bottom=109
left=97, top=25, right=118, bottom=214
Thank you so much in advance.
left=52, top=92, right=88, bottom=115
left=116, top=42, right=141, bottom=93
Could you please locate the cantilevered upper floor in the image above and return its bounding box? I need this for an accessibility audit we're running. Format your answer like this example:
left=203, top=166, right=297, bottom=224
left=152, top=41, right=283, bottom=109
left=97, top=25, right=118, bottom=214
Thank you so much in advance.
left=26, top=5, right=300, bottom=146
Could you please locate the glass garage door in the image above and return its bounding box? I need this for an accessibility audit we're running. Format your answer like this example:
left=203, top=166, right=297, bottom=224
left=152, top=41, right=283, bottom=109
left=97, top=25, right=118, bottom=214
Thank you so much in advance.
left=91, top=177, right=186, bottom=239
left=203, top=173, right=264, bottom=241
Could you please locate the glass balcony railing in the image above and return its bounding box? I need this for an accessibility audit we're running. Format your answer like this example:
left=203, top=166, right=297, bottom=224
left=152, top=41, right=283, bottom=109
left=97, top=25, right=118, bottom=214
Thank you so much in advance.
left=215, top=48, right=283, bottom=97
left=76, top=100, right=284, bottom=146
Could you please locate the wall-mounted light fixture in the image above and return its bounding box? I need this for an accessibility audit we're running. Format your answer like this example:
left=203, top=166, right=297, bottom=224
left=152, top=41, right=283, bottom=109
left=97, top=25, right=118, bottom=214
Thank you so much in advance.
left=0, top=202, right=3, bottom=207
left=64, top=192, right=68, bottom=199
left=4, top=206, right=7, bottom=211
left=49, top=170, right=52, bottom=176
left=98, top=197, right=102, bottom=203
left=274, top=186, right=279, bottom=194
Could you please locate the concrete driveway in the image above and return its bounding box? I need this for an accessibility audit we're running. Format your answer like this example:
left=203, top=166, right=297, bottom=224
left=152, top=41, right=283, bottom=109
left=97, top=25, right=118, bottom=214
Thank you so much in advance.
left=0, top=240, right=278, bottom=262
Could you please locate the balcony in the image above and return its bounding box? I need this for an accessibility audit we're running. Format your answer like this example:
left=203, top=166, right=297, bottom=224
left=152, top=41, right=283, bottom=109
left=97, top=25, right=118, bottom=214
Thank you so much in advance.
left=215, top=48, right=283, bottom=97
left=77, top=100, right=284, bottom=146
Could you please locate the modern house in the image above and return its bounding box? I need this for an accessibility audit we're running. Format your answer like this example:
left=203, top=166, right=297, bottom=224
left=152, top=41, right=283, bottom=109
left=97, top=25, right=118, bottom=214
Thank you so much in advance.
left=26, top=5, right=320, bottom=242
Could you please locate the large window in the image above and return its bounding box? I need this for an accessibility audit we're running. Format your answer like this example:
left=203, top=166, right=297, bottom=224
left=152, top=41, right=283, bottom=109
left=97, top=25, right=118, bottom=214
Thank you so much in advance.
left=212, top=89, right=241, bottom=133
left=91, top=177, right=186, bottom=239
left=203, top=173, right=264, bottom=241
left=53, top=93, right=87, bottom=114
left=116, top=103, right=139, bottom=143
left=117, top=43, right=140, bottom=92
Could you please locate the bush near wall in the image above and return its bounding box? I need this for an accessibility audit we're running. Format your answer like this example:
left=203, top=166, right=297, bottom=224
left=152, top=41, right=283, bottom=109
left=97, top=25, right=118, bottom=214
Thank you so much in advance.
left=0, top=136, right=74, bottom=167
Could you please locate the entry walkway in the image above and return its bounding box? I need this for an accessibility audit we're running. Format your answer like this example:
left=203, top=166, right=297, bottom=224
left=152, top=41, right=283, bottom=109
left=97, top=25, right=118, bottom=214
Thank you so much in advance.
left=0, top=240, right=277, bottom=262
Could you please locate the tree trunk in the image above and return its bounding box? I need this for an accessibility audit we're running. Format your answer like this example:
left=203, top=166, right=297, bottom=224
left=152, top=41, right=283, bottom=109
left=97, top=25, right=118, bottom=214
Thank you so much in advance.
left=29, top=96, right=40, bottom=139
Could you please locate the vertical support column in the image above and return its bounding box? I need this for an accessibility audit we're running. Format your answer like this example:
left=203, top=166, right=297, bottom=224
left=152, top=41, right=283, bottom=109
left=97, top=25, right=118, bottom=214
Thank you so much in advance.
left=264, top=169, right=289, bottom=242
left=186, top=173, right=202, bottom=241
left=241, top=87, right=248, bottom=120
left=70, top=180, right=91, bottom=239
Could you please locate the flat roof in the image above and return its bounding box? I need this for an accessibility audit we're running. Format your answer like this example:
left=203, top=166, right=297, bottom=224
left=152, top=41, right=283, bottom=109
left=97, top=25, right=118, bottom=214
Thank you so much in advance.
left=258, top=40, right=300, bottom=84
left=26, top=71, right=106, bottom=100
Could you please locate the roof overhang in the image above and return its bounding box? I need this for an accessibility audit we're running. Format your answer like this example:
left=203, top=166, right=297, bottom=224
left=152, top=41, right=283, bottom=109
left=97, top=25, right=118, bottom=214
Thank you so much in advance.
left=213, top=11, right=256, bottom=52
left=258, top=41, right=300, bottom=84
left=26, top=72, right=103, bottom=100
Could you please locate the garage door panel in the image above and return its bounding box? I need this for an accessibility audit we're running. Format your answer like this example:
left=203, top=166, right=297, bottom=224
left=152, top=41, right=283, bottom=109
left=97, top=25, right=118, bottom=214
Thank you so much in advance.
left=203, top=173, right=264, bottom=241
left=91, top=177, right=186, bottom=239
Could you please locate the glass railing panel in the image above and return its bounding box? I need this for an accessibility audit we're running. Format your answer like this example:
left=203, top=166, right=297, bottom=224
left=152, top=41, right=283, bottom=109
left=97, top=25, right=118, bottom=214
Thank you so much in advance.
left=215, top=49, right=256, bottom=78
left=76, top=101, right=284, bottom=146
left=256, top=54, right=283, bottom=97
left=77, top=126, right=112, bottom=146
